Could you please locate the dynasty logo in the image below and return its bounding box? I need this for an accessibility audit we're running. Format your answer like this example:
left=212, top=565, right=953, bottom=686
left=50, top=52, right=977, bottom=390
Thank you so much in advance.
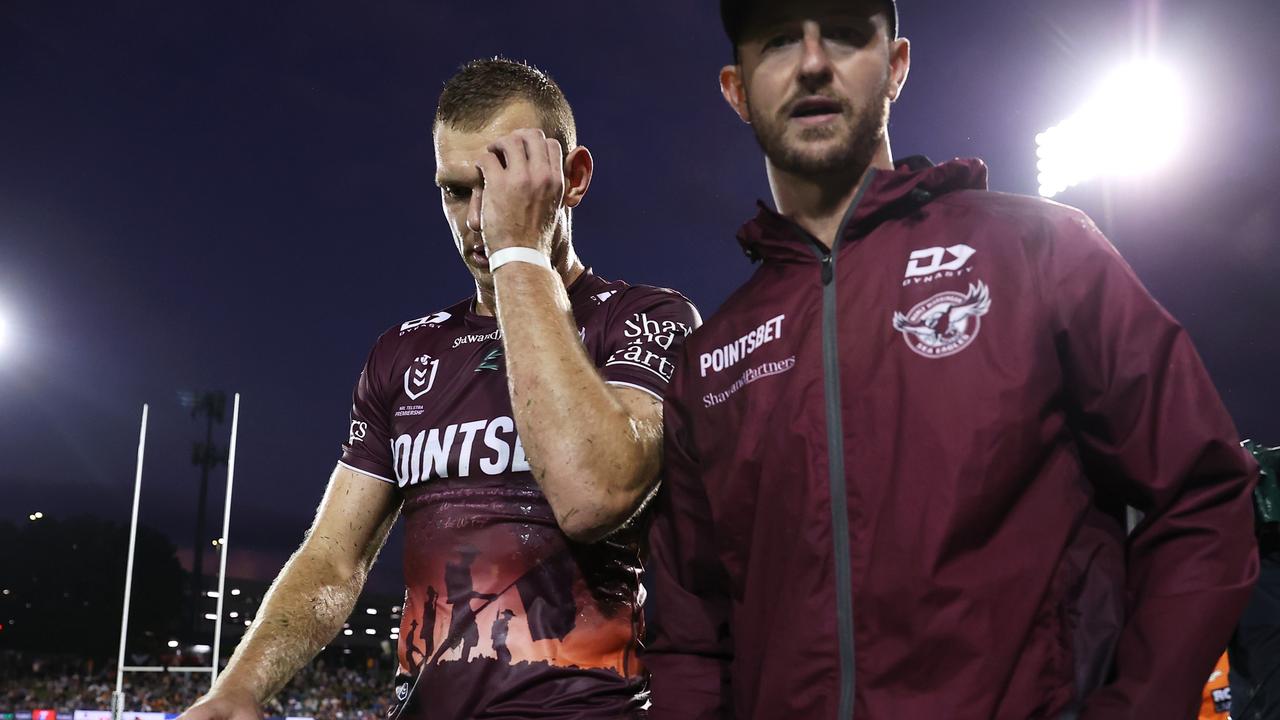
left=903, top=244, right=976, bottom=286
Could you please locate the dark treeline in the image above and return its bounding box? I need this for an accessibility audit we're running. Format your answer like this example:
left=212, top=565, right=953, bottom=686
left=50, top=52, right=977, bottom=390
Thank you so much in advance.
left=0, top=516, right=184, bottom=659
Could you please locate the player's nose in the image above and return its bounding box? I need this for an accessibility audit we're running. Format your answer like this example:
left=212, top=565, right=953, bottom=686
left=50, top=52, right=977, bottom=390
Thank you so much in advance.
left=465, top=188, right=483, bottom=233
left=798, top=23, right=835, bottom=85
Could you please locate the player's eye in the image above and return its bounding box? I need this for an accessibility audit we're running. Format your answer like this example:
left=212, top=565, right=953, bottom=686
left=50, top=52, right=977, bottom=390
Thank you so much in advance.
left=823, top=25, right=871, bottom=47
left=762, top=33, right=801, bottom=51
left=440, top=185, right=471, bottom=201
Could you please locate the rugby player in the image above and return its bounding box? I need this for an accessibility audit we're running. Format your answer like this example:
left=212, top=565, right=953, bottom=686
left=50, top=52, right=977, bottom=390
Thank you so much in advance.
left=644, top=1, right=1258, bottom=718
left=180, top=58, right=698, bottom=720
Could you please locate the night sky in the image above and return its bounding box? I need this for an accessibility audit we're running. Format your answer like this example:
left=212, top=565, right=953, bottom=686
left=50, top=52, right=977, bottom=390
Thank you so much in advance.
left=2, top=0, right=1277, bottom=595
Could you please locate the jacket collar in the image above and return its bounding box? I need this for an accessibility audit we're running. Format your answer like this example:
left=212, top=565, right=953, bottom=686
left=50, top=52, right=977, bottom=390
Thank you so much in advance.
left=736, top=157, right=989, bottom=263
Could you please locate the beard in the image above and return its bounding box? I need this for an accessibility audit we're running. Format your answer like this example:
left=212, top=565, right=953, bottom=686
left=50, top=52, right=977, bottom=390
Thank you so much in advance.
left=748, top=83, right=889, bottom=178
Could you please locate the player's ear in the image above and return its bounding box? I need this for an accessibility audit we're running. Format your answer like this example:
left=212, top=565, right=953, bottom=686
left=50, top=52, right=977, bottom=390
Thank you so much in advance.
left=563, top=145, right=593, bottom=209
left=720, top=65, right=751, bottom=124
left=887, top=37, right=911, bottom=102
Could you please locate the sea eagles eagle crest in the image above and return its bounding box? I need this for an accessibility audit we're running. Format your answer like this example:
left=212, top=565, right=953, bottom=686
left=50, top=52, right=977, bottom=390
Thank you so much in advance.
left=893, top=281, right=992, bottom=350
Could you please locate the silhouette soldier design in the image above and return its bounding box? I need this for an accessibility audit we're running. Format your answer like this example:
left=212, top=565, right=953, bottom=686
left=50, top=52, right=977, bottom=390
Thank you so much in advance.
left=421, top=586, right=439, bottom=657
left=443, top=548, right=498, bottom=662
left=491, top=609, right=517, bottom=666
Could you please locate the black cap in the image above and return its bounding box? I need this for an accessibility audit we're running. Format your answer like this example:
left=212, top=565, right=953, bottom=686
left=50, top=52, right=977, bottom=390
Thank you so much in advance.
left=720, top=0, right=899, bottom=47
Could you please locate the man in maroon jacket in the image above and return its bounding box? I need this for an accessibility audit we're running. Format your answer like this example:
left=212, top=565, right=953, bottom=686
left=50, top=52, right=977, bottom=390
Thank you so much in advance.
left=644, top=1, right=1259, bottom=718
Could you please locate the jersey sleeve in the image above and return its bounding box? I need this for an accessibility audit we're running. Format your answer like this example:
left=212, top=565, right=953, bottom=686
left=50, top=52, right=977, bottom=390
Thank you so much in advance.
left=339, top=338, right=398, bottom=485
left=600, top=288, right=702, bottom=401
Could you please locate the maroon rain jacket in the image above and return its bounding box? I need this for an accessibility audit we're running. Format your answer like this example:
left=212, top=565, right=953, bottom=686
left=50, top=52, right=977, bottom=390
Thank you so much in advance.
left=644, top=158, right=1258, bottom=720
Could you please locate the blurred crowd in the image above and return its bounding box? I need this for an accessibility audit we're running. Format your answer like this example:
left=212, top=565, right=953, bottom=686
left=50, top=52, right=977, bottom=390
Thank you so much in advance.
left=0, top=654, right=392, bottom=719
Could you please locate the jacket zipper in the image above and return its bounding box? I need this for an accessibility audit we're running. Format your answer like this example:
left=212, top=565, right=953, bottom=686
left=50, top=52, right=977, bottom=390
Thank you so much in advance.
left=804, top=172, right=876, bottom=720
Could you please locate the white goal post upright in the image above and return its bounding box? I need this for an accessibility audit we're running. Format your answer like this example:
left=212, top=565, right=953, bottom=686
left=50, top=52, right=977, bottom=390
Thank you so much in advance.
left=113, top=404, right=149, bottom=720
left=211, top=392, right=241, bottom=685
left=111, top=394, right=244, bottom=717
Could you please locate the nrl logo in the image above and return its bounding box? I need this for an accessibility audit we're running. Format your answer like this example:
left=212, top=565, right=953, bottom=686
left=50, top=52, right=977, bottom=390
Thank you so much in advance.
left=892, top=281, right=992, bottom=358
left=404, top=354, right=440, bottom=400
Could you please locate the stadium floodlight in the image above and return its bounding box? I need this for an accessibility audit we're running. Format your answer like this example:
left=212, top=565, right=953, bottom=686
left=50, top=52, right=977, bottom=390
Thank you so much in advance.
left=167, top=640, right=179, bottom=648
left=343, top=628, right=354, bottom=636
left=366, top=608, right=377, bottom=615
left=229, top=611, right=238, bottom=618
left=365, top=628, right=376, bottom=635
left=0, top=309, right=8, bottom=354
left=230, top=588, right=241, bottom=596
left=193, top=644, right=211, bottom=653
left=204, top=613, right=217, bottom=621
left=1036, top=61, right=1188, bottom=198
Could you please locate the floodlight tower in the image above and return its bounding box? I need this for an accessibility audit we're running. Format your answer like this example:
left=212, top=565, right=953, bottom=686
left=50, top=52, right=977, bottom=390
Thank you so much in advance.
left=181, top=390, right=228, bottom=633
left=1036, top=61, right=1188, bottom=199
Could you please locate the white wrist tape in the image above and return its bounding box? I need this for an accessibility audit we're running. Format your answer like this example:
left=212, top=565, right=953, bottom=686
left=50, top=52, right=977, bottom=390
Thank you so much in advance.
left=489, top=247, right=553, bottom=272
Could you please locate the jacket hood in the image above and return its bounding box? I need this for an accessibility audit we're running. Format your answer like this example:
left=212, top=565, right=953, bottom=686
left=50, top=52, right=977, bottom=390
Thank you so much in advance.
left=736, top=157, right=989, bottom=263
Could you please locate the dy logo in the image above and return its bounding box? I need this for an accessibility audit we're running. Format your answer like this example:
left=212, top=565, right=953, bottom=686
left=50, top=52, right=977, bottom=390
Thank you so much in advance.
left=905, top=244, right=976, bottom=279
left=403, top=354, right=439, bottom=400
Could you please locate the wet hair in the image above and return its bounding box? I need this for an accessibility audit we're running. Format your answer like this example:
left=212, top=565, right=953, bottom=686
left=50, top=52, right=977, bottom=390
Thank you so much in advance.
left=434, top=57, right=577, bottom=150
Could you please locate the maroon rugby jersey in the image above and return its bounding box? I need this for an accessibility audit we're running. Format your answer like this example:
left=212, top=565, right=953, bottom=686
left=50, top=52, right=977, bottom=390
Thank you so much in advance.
left=339, top=269, right=699, bottom=719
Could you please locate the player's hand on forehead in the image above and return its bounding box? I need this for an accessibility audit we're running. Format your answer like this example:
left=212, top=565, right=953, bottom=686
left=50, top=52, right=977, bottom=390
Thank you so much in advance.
left=486, top=128, right=564, bottom=170
left=474, top=127, right=565, bottom=255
